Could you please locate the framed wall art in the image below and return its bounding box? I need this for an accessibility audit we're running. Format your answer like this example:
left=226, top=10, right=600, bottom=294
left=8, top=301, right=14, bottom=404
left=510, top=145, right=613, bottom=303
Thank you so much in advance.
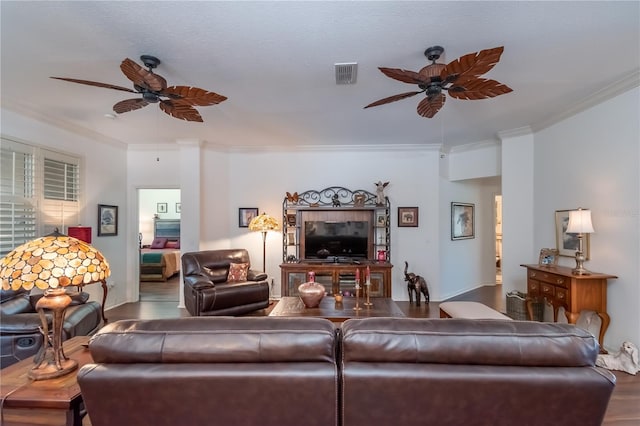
left=398, top=207, right=418, bottom=227
left=538, top=248, right=559, bottom=266
left=239, top=208, right=259, bottom=228
left=451, top=202, right=474, bottom=240
left=555, top=209, right=590, bottom=259
left=157, top=202, right=168, bottom=214
left=97, top=204, right=118, bottom=236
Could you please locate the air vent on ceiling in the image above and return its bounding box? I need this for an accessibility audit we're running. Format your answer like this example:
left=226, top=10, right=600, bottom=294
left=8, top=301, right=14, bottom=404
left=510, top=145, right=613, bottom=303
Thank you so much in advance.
left=335, top=62, right=358, bottom=84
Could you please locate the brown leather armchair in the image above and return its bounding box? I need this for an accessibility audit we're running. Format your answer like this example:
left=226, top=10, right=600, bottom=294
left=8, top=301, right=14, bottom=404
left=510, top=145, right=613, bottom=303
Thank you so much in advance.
left=0, top=288, right=102, bottom=368
left=181, top=249, right=270, bottom=316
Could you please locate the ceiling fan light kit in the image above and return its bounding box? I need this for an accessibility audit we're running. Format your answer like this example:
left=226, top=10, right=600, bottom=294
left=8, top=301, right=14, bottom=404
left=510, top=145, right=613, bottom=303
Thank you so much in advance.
left=364, top=45, right=513, bottom=118
left=51, top=55, right=227, bottom=122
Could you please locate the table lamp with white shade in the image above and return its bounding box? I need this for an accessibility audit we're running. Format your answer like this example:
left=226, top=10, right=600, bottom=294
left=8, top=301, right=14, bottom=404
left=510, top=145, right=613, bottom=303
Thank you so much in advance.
left=566, top=208, right=594, bottom=275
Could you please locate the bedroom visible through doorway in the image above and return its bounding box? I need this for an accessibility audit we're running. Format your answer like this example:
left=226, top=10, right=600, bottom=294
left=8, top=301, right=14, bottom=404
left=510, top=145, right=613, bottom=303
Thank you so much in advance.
left=138, top=188, right=181, bottom=301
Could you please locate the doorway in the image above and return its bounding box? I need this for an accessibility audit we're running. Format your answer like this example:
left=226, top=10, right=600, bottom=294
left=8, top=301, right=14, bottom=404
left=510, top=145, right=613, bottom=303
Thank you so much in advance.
left=495, top=195, right=503, bottom=284
left=138, top=188, right=181, bottom=302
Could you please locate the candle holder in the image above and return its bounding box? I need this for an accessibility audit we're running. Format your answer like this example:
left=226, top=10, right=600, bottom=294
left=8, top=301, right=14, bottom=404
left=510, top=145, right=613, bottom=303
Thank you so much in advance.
left=364, top=279, right=373, bottom=307
left=353, top=277, right=363, bottom=311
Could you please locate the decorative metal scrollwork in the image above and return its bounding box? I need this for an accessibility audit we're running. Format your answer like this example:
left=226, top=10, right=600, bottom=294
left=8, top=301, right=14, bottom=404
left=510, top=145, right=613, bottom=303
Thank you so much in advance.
left=284, top=186, right=377, bottom=208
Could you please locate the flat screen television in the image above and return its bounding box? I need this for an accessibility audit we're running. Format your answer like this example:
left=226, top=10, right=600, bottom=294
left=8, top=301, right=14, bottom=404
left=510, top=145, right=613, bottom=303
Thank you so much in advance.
left=304, top=221, right=369, bottom=259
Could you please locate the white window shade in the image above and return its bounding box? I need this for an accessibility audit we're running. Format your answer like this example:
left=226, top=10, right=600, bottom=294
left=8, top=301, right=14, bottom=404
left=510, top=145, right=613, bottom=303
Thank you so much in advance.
left=0, top=140, right=82, bottom=256
left=40, top=150, right=81, bottom=235
left=0, top=139, right=37, bottom=255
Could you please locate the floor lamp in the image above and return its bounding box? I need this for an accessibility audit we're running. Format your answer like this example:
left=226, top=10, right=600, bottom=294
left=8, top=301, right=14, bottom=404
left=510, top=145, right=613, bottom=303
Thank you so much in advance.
left=248, top=212, right=279, bottom=272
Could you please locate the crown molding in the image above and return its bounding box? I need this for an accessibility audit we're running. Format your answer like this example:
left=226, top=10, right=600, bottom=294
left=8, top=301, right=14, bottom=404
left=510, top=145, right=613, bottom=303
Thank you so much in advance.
left=1, top=100, right=127, bottom=149
left=531, top=69, right=640, bottom=132
left=221, top=143, right=442, bottom=154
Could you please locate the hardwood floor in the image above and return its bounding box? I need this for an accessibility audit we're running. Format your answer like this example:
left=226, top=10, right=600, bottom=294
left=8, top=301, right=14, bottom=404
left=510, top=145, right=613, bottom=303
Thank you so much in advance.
left=104, top=283, right=639, bottom=425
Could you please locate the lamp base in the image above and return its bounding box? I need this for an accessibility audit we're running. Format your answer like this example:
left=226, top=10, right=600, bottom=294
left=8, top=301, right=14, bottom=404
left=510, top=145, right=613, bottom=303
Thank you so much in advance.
left=28, top=358, right=78, bottom=381
left=29, top=288, right=78, bottom=381
left=572, top=250, right=591, bottom=276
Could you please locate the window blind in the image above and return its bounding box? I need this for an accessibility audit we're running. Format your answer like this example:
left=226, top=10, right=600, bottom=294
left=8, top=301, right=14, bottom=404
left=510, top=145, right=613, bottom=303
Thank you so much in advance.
left=0, top=139, right=82, bottom=256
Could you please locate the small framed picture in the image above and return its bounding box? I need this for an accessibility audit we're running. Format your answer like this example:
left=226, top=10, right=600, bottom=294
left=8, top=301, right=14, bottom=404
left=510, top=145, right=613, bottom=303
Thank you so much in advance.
left=555, top=209, right=590, bottom=259
left=538, top=248, right=559, bottom=266
left=157, top=202, right=168, bottom=214
left=376, top=210, right=387, bottom=227
left=175, top=202, right=181, bottom=213
left=398, top=207, right=418, bottom=227
left=239, top=208, right=259, bottom=228
left=451, top=202, right=474, bottom=240
left=287, top=232, right=296, bottom=245
left=286, top=213, right=297, bottom=226
left=97, top=204, right=118, bottom=236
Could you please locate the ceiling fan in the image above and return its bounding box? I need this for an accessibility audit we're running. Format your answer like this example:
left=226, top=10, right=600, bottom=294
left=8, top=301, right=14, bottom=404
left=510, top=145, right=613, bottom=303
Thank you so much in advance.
left=51, top=55, right=227, bottom=122
left=365, top=46, right=512, bottom=118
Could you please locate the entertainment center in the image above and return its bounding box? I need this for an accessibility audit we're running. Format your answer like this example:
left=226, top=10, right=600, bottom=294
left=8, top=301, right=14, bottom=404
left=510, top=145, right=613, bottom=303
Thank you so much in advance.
left=280, top=186, right=392, bottom=297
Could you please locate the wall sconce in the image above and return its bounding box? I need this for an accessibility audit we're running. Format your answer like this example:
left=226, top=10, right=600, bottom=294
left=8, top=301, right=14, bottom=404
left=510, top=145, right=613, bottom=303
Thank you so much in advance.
left=566, top=208, right=594, bottom=275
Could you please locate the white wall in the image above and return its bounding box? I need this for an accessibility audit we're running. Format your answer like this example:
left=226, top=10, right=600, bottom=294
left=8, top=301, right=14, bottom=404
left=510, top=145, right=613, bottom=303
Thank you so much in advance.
left=1, top=108, right=128, bottom=308
left=438, top=176, right=501, bottom=300
left=532, top=87, right=640, bottom=349
left=226, top=146, right=442, bottom=299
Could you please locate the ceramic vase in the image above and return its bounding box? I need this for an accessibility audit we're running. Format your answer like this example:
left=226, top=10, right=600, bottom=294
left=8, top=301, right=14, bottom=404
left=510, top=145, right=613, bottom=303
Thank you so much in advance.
left=298, top=271, right=325, bottom=308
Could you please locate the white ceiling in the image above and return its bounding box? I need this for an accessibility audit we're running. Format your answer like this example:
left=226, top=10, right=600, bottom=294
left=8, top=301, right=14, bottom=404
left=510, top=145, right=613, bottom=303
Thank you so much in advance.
left=1, top=1, right=638, bottom=151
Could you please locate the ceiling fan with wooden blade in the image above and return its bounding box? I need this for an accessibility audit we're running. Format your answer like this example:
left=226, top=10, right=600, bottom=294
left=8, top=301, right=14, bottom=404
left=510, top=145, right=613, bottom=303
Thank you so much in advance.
left=365, top=46, right=512, bottom=118
left=51, top=55, right=227, bottom=122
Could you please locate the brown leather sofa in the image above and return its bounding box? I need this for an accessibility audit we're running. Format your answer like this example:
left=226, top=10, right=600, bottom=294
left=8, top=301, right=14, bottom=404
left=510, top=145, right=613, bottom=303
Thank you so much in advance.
left=78, top=317, right=339, bottom=426
left=181, top=249, right=270, bottom=316
left=0, top=288, right=102, bottom=368
left=341, top=318, right=616, bottom=426
left=78, top=317, right=615, bottom=426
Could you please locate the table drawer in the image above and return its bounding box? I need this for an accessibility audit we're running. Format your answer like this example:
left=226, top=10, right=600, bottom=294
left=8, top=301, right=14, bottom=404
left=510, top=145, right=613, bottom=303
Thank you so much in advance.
left=555, top=287, right=568, bottom=305
left=540, top=283, right=555, bottom=298
left=527, top=279, right=541, bottom=295
left=529, top=270, right=567, bottom=287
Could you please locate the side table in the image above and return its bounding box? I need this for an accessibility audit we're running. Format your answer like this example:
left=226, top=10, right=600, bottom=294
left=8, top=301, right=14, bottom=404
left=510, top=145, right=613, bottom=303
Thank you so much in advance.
left=0, top=336, right=92, bottom=426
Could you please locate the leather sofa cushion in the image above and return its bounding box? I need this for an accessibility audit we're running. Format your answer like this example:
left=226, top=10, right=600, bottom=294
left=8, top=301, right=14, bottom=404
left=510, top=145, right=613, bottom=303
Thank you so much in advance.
left=89, top=317, right=337, bottom=364
left=341, top=317, right=599, bottom=366
left=183, top=249, right=252, bottom=276
left=0, top=312, right=49, bottom=334
left=0, top=293, right=33, bottom=315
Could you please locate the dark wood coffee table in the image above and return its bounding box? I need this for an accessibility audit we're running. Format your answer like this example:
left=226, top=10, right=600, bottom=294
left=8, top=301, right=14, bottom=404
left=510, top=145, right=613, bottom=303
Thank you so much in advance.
left=0, top=336, right=92, bottom=426
left=269, top=296, right=405, bottom=322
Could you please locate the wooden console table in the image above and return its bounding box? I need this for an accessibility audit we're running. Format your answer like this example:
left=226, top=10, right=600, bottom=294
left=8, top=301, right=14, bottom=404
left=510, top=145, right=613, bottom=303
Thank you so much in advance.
left=521, top=264, right=617, bottom=345
left=280, top=261, right=392, bottom=297
left=0, top=336, right=92, bottom=426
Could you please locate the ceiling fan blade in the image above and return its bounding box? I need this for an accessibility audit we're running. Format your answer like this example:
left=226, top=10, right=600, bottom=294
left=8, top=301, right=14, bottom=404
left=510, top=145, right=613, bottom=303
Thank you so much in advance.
left=441, top=46, right=505, bottom=83
left=50, top=77, right=137, bottom=93
left=113, top=98, right=150, bottom=114
left=159, top=100, right=203, bottom=122
left=447, top=78, right=512, bottom=100
left=120, top=58, right=167, bottom=92
left=364, top=91, right=423, bottom=109
left=416, top=93, right=446, bottom=118
left=161, top=86, right=227, bottom=106
left=378, top=68, right=426, bottom=85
